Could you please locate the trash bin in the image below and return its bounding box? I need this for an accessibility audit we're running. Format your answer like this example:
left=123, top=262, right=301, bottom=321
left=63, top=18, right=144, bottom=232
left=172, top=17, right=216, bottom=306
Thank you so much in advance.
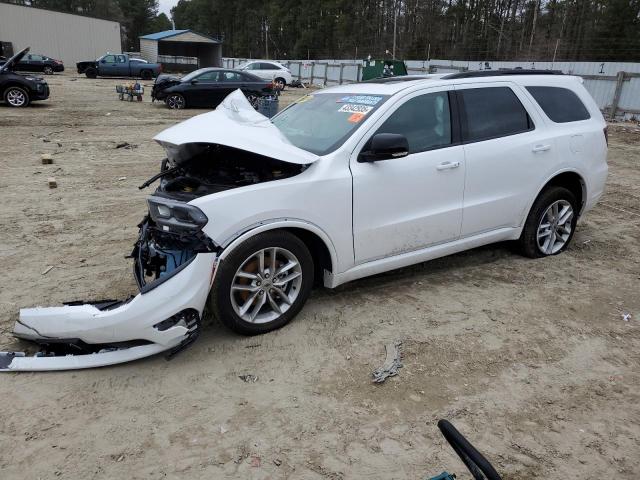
left=258, top=95, right=279, bottom=118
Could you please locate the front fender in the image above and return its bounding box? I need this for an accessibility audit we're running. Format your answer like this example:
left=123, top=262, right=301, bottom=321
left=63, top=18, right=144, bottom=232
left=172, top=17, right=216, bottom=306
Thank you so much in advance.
left=217, top=219, right=339, bottom=282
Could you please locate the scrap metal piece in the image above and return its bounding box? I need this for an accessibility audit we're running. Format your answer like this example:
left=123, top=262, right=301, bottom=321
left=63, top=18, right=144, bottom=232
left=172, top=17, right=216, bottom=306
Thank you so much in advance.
left=372, top=340, right=403, bottom=383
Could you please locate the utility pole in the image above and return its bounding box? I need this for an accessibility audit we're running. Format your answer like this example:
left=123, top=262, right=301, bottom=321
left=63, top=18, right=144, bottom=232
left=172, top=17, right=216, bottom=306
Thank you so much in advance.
left=528, top=0, right=540, bottom=58
left=264, top=20, right=269, bottom=59
left=552, top=39, right=560, bottom=66
left=392, top=0, right=398, bottom=59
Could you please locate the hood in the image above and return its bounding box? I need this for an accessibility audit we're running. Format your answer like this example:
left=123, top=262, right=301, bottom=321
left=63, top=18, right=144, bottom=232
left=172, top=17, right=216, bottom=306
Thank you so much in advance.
left=0, top=47, right=29, bottom=73
left=154, top=89, right=319, bottom=165
left=154, top=73, right=180, bottom=86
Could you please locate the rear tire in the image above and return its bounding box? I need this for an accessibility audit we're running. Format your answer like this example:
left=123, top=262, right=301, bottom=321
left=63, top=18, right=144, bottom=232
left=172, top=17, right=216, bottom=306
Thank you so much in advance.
left=210, top=231, right=314, bottom=335
left=518, top=186, right=578, bottom=258
left=43, top=66, right=54, bottom=75
left=85, top=67, right=97, bottom=79
left=141, top=70, right=152, bottom=80
left=4, top=86, right=30, bottom=107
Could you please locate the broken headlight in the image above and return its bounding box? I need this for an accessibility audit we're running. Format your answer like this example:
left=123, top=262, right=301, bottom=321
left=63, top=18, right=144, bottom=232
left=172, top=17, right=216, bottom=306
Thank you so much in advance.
left=147, top=196, right=208, bottom=232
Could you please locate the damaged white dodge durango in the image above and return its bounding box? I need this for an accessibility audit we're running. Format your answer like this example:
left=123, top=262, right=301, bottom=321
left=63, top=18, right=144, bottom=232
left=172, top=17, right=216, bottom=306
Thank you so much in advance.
left=1, top=70, right=608, bottom=371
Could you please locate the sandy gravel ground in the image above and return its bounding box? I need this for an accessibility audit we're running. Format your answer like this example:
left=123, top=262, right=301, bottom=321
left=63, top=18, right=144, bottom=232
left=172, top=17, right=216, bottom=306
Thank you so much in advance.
left=0, top=73, right=639, bottom=479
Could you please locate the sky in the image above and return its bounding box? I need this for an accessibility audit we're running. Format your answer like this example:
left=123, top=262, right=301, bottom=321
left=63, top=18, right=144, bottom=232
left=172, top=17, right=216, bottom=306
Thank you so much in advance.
left=158, top=0, right=179, bottom=17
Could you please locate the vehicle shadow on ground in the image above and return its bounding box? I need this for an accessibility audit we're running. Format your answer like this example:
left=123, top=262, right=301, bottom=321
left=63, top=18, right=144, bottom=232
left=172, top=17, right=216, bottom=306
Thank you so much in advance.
left=0, top=102, right=51, bottom=109
left=199, top=241, right=517, bottom=338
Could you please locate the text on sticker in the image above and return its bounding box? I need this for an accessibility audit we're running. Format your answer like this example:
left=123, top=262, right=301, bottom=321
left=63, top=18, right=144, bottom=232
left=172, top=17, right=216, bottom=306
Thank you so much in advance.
left=339, top=104, right=373, bottom=114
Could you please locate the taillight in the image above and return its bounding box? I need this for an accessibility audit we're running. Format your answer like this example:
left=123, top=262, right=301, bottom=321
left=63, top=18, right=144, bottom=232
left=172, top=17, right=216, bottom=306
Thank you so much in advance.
left=603, top=126, right=608, bottom=146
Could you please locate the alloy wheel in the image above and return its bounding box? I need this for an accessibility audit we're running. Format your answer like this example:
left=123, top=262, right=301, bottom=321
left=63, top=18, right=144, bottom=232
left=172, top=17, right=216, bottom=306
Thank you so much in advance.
left=6, top=88, right=27, bottom=107
left=536, top=200, right=574, bottom=255
left=167, top=95, right=185, bottom=109
left=44, top=66, right=53, bottom=75
left=230, top=247, right=303, bottom=324
left=245, top=94, right=259, bottom=109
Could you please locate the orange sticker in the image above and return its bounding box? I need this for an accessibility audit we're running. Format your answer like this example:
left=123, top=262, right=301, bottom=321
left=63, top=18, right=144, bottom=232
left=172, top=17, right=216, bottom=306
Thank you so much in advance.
left=348, top=113, right=365, bottom=123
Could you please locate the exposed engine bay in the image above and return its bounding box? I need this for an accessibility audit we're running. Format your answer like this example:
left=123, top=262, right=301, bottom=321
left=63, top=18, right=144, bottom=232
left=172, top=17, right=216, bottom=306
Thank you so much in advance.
left=149, top=143, right=308, bottom=201
left=133, top=143, right=308, bottom=290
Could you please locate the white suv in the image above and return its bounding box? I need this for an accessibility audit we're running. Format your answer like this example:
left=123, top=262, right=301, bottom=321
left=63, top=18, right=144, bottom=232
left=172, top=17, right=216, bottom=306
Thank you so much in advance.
left=239, top=60, right=292, bottom=89
left=2, top=71, right=608, bottom=371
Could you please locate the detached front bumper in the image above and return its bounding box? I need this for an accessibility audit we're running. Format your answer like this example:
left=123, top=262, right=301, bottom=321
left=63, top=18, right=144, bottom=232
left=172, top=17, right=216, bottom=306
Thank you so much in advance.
left=1, top=213, right=219, bottom=372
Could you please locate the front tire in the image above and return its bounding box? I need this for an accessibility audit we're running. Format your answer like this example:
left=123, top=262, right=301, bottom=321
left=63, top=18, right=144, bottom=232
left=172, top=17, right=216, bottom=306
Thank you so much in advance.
left=85, top=67, right=97, bottom=79
left=4, top=86, right=30, bottom=107
left=519, top=186, right=578, bottom=258
left=210, top=231, right=314, bottom=335
left=166, top=93, right=186, bottom=109
left=140, top=69, right=152, bottom=80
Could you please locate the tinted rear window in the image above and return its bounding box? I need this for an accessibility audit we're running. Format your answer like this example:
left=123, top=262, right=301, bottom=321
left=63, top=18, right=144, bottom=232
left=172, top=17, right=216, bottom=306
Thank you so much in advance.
left=459, top=87, right=533, bottom=142
left=526, top=86, right=591, bottom=123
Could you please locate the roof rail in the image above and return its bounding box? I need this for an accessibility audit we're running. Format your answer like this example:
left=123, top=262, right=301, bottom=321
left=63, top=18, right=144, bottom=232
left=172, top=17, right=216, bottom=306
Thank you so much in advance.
left=362, top=75, right=433, bottom=84
left=443, top=69, right=564, bottom=79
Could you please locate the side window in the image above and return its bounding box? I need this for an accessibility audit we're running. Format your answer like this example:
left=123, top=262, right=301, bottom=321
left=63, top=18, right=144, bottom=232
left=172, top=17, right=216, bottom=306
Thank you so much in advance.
left=261, top=62, right=277, bottom=70
left=245, top=63, right=258, bottom=70
left=240, top=73, right=257, bottom=82
left=220, top=71, right=241, bottom=82
left=31, top=55, right=43, bottom=61
left=103, top=55, right=116, bottom=63
left=116, top=55, right=126, bottom=63
left=458, top=87, right=533, bottom=142
left=526, top=86, right=591, bottom=123
left=374, top=91, right=452, bottom=153
left=195, top=71, right=220, bottom=82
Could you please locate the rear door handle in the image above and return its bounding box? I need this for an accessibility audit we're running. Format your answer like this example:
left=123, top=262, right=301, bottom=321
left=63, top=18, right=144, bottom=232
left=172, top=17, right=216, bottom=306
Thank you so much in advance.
left=436, top=161, right=461, bottom=171
left=532, top=144, right=551, bottom=153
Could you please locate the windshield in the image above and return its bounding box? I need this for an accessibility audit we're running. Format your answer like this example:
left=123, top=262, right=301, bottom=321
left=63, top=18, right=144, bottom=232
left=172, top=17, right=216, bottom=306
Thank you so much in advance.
left=272, top=93, right=389, bottom=155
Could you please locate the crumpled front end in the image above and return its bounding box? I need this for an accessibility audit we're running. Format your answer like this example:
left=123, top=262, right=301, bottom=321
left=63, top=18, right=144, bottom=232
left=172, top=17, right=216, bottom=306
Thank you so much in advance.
left=1, top=213, right=219, bottom=372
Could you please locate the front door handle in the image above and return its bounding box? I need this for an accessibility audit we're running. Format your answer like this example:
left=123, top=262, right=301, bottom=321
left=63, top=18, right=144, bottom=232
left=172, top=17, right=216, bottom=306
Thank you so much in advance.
left=436, top=161, right=461, bottom=171
left=532, top=144, right=551, bottom=153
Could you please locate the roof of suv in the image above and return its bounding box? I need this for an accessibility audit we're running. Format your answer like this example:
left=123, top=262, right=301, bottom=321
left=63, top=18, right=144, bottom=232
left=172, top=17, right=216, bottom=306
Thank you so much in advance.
left=319, top=70, right=580, bottom=96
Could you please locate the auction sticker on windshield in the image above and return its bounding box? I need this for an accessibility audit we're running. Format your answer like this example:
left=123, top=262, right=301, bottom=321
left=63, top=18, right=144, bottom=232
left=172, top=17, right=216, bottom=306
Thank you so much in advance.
left=338, top=104, right=373, bottom=114
left=337, top=95, right=383, bottom=106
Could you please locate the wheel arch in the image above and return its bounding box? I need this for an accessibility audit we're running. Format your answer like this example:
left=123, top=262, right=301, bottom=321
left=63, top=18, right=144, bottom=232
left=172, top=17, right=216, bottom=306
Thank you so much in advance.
left=538, top=170, right=586, bottom=215
left=217, top=220, right=338, bottom=286
left=2, top=82, right=31, bottom=95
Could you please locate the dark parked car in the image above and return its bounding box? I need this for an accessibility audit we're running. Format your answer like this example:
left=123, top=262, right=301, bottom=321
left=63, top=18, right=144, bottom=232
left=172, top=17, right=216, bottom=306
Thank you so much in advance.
left=13, top=53, right=64, bottom=74
left=0, top=47, right=50, bottom=107
left=77, top=53, right=161, bottom=79
left=151, top=68, right=274, bottom=109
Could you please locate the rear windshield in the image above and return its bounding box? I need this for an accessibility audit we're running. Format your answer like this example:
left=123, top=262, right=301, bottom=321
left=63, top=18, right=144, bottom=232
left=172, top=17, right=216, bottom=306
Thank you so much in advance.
left=272, top=93, right=389, bottom=155
left=526, top=86, right=591, bottom=123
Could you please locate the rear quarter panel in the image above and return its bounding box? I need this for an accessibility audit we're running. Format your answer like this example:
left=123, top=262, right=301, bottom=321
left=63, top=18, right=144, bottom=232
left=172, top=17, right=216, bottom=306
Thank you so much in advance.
left=516, top=78, right=608, bottom=214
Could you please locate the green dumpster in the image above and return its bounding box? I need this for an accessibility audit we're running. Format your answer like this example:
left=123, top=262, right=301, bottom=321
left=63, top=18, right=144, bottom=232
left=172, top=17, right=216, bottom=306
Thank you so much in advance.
left=361, top=59, right=408, bottom=81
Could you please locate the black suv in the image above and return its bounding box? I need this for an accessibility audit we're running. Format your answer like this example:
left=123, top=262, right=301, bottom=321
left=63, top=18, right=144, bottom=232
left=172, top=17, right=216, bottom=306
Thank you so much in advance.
left=0, top=47, right=50, bottom=107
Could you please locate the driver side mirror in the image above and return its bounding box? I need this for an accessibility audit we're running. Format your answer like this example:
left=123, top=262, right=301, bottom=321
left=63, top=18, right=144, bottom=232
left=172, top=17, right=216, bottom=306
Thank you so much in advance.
left=358, top=133, right=410, bottom=163
left=190, top=79, right=199, bottom=84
